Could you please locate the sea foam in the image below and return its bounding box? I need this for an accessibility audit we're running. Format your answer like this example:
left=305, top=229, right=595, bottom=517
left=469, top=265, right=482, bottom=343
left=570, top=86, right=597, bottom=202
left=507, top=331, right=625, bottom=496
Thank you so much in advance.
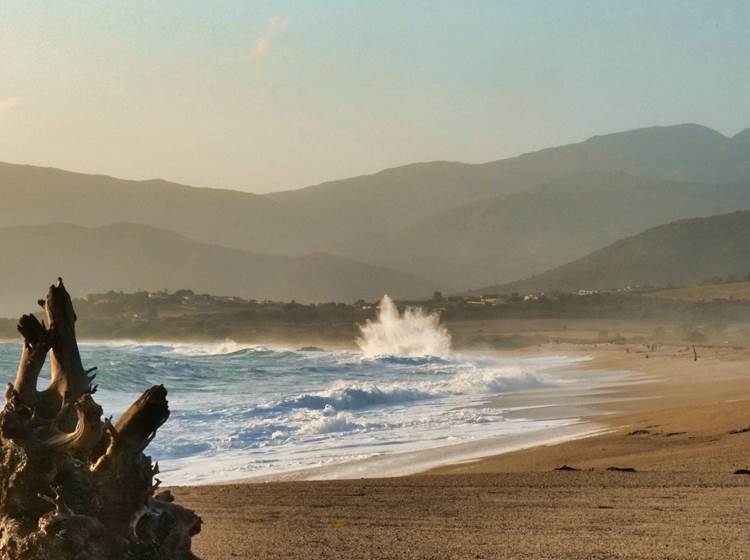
left=357, top=295, right=451, bottom=358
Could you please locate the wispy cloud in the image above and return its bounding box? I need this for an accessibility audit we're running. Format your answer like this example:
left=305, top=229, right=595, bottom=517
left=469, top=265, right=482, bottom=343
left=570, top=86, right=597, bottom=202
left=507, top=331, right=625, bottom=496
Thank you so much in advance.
left=246, top=16, right=288, bottom=61
left=0, top=97, right=19, bottom=122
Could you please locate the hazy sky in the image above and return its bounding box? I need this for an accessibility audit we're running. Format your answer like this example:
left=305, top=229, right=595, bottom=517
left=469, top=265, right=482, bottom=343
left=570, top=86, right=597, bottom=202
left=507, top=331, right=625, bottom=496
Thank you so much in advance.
left=1, top=1, right=749, bottom=193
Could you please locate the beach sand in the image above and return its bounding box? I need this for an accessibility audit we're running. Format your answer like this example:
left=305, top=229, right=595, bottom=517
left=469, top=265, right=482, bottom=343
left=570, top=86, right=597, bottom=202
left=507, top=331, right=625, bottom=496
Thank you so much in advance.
left=172, top=342, right=750, bottom=559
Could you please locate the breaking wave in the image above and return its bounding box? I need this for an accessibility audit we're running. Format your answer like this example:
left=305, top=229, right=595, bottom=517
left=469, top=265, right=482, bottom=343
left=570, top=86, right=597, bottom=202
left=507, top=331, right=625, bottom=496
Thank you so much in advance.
left=357, top=295, right=451, bottom=358
left=261, top=365, right=541, bottom=414
left=0, top=336, right=589, bottom=484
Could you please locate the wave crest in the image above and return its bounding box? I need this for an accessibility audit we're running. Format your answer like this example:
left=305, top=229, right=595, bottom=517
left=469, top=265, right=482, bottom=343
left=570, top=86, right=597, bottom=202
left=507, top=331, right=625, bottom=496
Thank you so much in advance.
left=260, top=365, right=542, bottom=415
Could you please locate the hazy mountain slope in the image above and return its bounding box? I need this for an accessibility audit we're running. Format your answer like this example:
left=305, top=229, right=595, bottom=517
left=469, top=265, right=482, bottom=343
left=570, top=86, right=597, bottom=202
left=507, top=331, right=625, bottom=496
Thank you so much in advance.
left=478, top=123, right=750, bottom=187
left=0, top=223, right=432, bottom=316
left=345, top=175, right=750, bottom=291
left=0, top=162, right=325, bottom=255
left=270, top=124, right=750, bottom=240
left=478, top=211, right=750, bottom=294
left=267, top=161, right=506, bottom=238
left=1, top=123, right=749, bottom=296
left=2, top=123, right=749, bottom=259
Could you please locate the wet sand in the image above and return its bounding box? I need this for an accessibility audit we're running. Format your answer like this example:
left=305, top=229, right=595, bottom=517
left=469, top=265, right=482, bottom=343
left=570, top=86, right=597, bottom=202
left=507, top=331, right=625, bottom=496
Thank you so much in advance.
left=173, top=343, right=750, bottom=559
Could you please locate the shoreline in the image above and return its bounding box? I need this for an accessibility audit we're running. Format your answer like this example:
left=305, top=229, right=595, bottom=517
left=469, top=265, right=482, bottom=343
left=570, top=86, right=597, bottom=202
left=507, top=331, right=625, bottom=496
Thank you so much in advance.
left=160, top=350, right=640, bottom=485
left=7, top=336, right=739, bottom=479
left=430, top=341, right=750, bottom=474
left=150, top=350, right=628, bottom=486
left=170, top=341, right=750, bottom=559
left=226, top=422, right=607, bottom=484
left=241, top=351, right=643, bottom=483
left=2, top=337, right=636, bottom=485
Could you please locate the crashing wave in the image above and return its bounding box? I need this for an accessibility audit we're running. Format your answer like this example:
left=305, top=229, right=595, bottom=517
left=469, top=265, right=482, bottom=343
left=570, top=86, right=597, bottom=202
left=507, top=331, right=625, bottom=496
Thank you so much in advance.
left=357, top=295, right=451, bottom=358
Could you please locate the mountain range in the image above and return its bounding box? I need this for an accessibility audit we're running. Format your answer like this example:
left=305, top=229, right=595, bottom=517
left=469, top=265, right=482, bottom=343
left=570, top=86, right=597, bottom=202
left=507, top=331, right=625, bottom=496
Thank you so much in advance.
left=1, top=122, right=749, bottom=314
left=0, top=224, right=430, bottom=316
left=481, top=211, right=750, bottom=294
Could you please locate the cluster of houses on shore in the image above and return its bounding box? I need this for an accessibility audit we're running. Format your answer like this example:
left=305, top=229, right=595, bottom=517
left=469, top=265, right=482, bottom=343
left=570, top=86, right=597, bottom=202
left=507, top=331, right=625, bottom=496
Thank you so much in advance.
left=438, top=286, right=639, bottom=308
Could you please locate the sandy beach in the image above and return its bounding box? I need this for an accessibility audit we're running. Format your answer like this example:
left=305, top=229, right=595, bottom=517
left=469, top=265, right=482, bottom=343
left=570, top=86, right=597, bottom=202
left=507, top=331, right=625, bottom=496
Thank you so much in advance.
left=171, top=342, right=750, bottom=559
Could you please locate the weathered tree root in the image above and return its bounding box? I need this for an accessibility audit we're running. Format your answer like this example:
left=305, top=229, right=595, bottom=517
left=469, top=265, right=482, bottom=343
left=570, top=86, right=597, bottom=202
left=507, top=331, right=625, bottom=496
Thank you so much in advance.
left=0, top=279, right=202, bottom=559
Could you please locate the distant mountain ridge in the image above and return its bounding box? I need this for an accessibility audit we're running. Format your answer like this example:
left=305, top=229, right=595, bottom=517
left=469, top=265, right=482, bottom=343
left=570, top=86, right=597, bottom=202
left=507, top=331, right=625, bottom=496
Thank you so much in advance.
left=0, top=162, right=316, bottom=254
left=478, top=211, right=750, bottom=294
left=0, top=223, right=432, bottom=316
left=349, top=175, right=750, bottom=290
left=4, top=124, right=750, bottom=253
left=1, top=123, right=750, bottom=307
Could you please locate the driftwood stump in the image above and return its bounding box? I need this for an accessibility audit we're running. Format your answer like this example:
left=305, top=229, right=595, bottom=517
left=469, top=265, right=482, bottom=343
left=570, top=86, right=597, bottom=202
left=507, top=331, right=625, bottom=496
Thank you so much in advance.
left=0, top=279, right=202, bottom=559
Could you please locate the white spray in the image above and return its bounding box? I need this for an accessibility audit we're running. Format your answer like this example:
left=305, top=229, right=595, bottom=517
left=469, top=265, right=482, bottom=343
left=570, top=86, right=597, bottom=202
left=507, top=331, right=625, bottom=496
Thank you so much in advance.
left=356, top=295, right=452, bottom=358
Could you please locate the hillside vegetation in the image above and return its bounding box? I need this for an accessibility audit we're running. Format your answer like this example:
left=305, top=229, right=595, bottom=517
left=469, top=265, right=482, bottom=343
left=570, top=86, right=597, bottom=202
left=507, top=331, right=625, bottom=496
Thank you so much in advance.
left=482, top=211, right=750, bottom=295
left=3, top=288, right=750, bottom=347
left=353, top=176, right=750, bottom=289
left=648, top=281, right=750, bottom=302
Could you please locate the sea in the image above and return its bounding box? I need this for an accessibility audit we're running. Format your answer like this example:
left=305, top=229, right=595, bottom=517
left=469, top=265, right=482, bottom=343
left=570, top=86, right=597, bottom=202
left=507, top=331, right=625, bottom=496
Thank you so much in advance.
left=0, top=296, right=613, bottom=485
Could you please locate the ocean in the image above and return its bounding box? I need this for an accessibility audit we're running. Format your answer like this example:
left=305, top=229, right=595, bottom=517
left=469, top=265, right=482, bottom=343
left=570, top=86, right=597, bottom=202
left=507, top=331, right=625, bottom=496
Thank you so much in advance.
left=0, top=297, right=609, bottom=485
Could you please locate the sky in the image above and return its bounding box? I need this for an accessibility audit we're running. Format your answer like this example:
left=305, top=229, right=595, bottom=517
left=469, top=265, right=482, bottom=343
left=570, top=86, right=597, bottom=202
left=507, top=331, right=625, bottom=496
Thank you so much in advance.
left=1, top=1, right=749, bottom=193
